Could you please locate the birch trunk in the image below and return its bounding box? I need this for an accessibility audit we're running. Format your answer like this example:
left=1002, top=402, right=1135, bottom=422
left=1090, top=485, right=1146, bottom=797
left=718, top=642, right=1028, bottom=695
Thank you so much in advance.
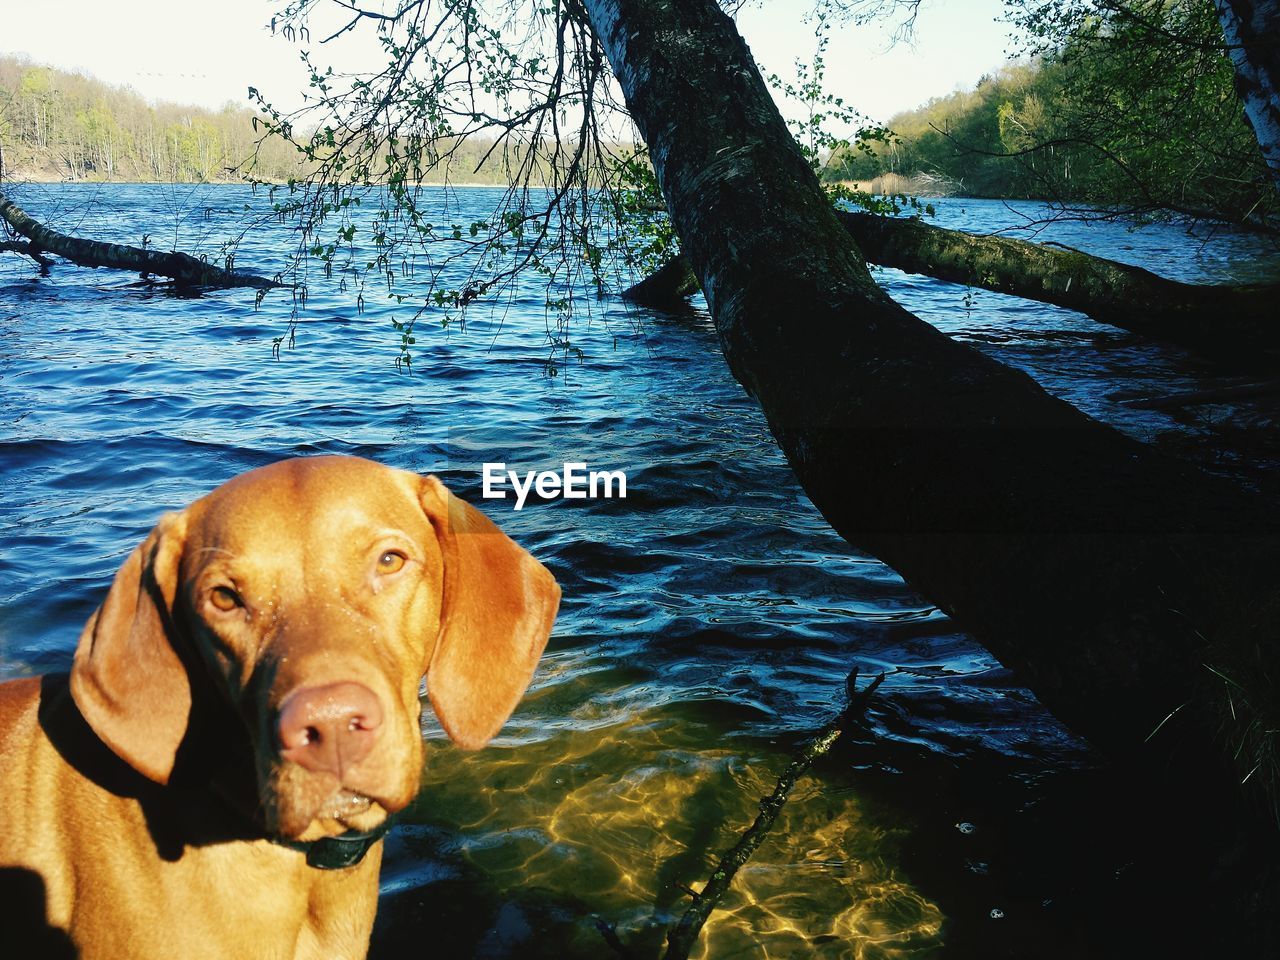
left=1215, top=0, right=1280, bottom=190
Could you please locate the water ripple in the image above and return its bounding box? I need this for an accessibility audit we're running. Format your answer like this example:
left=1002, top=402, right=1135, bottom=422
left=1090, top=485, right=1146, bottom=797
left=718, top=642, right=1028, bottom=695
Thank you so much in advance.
left=5, top=186, right=1277, bottom=956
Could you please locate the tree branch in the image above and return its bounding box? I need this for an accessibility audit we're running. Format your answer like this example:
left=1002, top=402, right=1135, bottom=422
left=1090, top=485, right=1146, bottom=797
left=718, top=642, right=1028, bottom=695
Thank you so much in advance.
left=662, top=671, right=885, bottom=960
left=0, top=238, right=54, bottom=270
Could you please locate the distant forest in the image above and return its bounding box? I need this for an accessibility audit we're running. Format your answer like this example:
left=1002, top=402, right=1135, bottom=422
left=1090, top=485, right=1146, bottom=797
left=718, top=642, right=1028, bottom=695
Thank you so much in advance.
left=823, top=0, right=1276, bottom=228
left=0, top=56, right=302, bottom=183
left=6, top=0, right=1275, bottom=232
left=0, top=55, right=516, bottom=185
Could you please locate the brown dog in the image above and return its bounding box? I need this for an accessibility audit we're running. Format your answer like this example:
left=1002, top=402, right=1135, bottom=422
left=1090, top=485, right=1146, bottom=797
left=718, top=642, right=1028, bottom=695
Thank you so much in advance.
left=0, top=456, right=559, bottom=959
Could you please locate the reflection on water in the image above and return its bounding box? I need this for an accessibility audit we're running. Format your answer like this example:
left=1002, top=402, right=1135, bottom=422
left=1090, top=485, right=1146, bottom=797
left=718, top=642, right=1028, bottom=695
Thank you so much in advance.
left=397, top=705, right=943, bottom=958
left=3, top=185, right=1279, bottom=957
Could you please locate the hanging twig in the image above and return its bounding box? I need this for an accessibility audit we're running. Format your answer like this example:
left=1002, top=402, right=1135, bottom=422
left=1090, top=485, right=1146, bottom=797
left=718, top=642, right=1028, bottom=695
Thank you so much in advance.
left=661, top=669, right=885, bottom=960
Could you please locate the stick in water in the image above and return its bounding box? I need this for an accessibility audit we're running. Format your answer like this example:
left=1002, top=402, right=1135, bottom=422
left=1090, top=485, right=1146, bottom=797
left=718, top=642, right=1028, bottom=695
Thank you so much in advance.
left=661, top=669, right=886, bottom=960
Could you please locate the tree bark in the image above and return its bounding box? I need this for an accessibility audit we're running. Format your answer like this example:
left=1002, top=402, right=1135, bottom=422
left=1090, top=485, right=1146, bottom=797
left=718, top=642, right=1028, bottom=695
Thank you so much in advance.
left=624, top=210, right=1280, bottom=362
left=0, top=190, right=283, bottom=290
left=585, top=0, right=1280, bottom=793
left=1215, top=0, right=1280, bottom=190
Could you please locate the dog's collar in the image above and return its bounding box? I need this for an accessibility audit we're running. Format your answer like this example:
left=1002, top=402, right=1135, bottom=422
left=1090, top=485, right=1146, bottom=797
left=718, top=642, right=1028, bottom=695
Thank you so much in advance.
left=277, top=816, right=395, bottom=870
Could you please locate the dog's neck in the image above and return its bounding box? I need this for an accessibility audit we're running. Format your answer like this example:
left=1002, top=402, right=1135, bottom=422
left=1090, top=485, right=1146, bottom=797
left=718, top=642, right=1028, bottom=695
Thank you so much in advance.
left=39, top=674, right=387, bottom=868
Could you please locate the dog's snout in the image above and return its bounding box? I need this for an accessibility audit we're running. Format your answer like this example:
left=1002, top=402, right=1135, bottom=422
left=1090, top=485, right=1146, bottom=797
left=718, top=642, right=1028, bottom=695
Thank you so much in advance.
left=277, top=682, right=383, bottom=777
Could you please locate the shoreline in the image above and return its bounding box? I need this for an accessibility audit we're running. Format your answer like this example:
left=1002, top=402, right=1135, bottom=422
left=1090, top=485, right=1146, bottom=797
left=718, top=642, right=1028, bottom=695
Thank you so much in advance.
left=3, top=175, right=518, bottom=189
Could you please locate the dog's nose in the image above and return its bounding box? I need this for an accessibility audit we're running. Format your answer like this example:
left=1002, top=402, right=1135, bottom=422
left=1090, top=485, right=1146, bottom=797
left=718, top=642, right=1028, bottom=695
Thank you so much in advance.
left=277, top=682, right=383, bottom=777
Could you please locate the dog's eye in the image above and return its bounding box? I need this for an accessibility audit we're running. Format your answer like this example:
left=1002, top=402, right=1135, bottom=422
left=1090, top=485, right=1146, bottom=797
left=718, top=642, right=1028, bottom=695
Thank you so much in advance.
left=377, top=550, right=407, bottom=574
left=210, top=586, right=243, bottom=612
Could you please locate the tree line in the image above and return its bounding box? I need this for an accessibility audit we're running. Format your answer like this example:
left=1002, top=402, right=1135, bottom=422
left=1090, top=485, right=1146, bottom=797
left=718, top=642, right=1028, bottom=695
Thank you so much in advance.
left=0, top=56, right=301, bottom=183
left=0, top=55, right=523, bottom=186
left=824, top=0, right=1277, bottom=230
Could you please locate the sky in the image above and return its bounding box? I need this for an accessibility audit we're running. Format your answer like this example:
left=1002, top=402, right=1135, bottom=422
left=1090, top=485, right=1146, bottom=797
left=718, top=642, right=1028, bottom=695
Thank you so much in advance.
left=0, top=0, right=1015, bottom=126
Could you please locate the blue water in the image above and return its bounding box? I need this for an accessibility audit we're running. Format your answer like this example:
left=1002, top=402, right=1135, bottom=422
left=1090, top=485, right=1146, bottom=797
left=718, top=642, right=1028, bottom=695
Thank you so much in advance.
left=3, top=184, right=1278, bottom=957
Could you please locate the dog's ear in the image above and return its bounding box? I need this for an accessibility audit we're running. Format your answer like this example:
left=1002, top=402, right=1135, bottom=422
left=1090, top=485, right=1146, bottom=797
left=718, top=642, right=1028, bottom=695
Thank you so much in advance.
left=70, top=512, right=191, bottom=784
left=419, top=475, right=559, bottom=749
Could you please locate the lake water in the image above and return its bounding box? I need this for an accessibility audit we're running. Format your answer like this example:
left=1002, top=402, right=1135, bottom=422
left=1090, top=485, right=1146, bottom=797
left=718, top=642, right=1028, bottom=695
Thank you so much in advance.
left=3, top=184, right=1279, bottom=958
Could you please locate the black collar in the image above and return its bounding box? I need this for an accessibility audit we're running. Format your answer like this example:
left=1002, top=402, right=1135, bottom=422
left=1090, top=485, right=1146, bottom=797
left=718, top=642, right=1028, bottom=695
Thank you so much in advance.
left=277, top=816, right=396, bottom=870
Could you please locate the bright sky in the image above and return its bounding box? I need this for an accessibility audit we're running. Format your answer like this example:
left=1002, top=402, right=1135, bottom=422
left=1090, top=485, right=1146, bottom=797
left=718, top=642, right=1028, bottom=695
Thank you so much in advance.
left=0, top=0, right=1015, bottom=126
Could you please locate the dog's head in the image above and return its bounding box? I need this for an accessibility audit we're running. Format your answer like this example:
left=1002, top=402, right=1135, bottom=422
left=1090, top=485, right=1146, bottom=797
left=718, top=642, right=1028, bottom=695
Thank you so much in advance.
left=68, top=456, right=559, bottom=842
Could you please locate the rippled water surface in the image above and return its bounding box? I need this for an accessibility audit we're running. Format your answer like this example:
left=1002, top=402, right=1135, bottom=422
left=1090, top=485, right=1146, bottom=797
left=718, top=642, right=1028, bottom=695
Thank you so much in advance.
left=3, top=185, right=1279, bottom=958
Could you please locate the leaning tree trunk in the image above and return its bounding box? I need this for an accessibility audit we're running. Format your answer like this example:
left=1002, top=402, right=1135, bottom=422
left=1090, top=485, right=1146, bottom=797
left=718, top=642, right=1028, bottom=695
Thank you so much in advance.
left=0, top=190, right=283, bottom=290
left=624, top=210, right=1280, bottom=362
left=1215, top=0, right=1280, bottom=190
left=584, top=0, right=1280, bottom=801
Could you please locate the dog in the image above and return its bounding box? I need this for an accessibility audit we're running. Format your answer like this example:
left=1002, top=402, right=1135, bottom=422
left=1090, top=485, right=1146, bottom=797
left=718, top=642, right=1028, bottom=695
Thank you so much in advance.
left=0, top=456, right=560, bottom=959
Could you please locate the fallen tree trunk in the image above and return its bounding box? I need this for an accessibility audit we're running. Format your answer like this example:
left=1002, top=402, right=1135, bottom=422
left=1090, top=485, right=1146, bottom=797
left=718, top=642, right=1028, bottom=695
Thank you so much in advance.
left=587, top=0, right=1280, bottom=814
left=623, top=209, right=1280, bottom=361
left=0, top=190, right=284, bottom=290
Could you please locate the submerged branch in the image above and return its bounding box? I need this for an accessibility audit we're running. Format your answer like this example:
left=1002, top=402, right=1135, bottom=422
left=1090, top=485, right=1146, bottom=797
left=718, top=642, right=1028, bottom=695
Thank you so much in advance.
left=623, top=210, right=1280, bottom=363
left=0, top=238, right=54, bottom=270
left=661, top=671, right=885, bottom=960
left=0, top=190, right=285, bottom=291
left=1116, top=379, right=1280, bottom=410
left=620, top=248, right=702, bottom=311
